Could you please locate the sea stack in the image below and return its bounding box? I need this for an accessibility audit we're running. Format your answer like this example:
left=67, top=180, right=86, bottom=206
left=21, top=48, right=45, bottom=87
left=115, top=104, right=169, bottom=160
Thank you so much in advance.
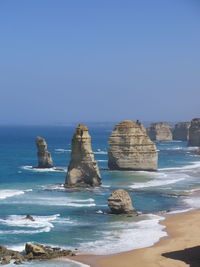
left=173, top=122, right=190, bottom=141
left=64, top=124, right=101, bottom=187
left=36, top=136, right=53, bottom=168
left=108, top=189, right=136, bottom=214
left=108, top=120, right=158, bottom=171
left=188, top=118, right=200, bottom=146
left=147, top=122, right=172, bottom=141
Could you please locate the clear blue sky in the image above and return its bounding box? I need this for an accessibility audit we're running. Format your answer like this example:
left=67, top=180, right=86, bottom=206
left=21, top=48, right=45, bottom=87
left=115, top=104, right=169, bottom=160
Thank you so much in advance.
left=0, top=0, right=200, bottom=124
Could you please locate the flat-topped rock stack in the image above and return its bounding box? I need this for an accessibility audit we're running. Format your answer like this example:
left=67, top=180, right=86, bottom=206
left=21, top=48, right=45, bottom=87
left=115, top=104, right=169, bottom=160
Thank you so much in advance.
left=64, top=124, right=101, bottom=187
left=108, top=120, right=158, bottom=171
left=36, top=136, right=53, bottom=168
left=173, top=122, right=190, bottom=141
left=147, top=122, right=172, bottom=141
left=188, top=118, right=200, bottom=146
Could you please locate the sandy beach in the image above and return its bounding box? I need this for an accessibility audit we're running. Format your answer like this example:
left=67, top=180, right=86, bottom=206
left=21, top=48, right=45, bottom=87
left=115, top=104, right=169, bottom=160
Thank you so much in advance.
left=69, top=210, right=200, bottom=267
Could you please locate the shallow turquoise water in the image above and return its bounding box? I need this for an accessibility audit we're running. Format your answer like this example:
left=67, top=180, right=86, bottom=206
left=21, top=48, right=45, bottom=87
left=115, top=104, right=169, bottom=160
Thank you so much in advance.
left=0, top=125, right=200, bottom=266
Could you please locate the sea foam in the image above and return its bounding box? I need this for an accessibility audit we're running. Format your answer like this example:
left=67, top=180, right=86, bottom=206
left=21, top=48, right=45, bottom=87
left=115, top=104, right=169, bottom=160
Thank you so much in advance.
left=79, top=214, right=166, bottom=255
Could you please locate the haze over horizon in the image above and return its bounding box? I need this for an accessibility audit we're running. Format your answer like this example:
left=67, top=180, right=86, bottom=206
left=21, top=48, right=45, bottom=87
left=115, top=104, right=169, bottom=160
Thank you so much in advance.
left=0, top=0, right=200, bottom=125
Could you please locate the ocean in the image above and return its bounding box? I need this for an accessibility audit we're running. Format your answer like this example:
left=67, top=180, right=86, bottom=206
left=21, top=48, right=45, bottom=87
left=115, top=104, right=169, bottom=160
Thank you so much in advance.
left=0, top=124, right=200, bottom=267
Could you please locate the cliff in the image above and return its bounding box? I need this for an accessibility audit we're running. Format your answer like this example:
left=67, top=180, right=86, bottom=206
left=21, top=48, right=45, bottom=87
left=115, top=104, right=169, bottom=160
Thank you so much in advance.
left=65, top=124, right=101, bottom=187
left=108, top=120, right=158, bottom=171
left=147, top=122, right=172, bottom=141
left=36, top=136, right=53, bottom=168
left=188, top=118, right=200, bottom=146
left=173, top=122, right=190, bottom=141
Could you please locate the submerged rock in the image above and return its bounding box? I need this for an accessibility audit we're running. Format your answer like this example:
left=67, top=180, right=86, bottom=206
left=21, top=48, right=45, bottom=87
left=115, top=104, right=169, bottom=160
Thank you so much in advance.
left=173, top=122, right=190, bottom=141
left=147, top=122, right=172, bottom=141
left=64, top=124, right=101, bottom=187
left=108, top=120, right=157, bottom=171
left=108, top=189, right=136, bottom=214
left=36, top=136, right=53, bottom=168
left=188, top=118, right=200, bottom=146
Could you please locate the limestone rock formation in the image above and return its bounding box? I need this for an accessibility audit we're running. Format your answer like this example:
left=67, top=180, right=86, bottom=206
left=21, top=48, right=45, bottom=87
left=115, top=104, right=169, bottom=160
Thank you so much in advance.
left=108, top=189, right=136, bottom=214
left=65, top=124, right=101, bottom=187
left=36, top=136, right=53, bottom=168
left=108, top=120, right=158, bottom=171
left=188, top=118, right=200, bottom=146
left=173, top=122, right=190, bottom=141
left=147, top=122, right=172, bottom=141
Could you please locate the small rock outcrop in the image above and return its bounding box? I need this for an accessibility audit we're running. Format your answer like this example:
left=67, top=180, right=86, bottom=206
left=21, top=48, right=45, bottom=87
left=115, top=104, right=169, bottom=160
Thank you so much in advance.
left=25, top=243, right=75, bottom=259
left=108, top=189, right=136, bottom=214
left=36, top=136, right=53, bottom=168
left=25, top=215, right=35, bottom=221
left=108, top=120, right=158, bottom=171
left=147, top=122, right=172, bottom=141
left=173, top=122, right=190, bottom=141
left=188, top=118, right=200, bottom=146
left=64, top=124, right=101, bottom=187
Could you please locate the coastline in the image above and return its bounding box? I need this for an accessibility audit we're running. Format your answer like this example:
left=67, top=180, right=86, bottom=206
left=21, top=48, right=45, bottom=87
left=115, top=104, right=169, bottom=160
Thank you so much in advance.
left=67, top=209, right=200, bottom=267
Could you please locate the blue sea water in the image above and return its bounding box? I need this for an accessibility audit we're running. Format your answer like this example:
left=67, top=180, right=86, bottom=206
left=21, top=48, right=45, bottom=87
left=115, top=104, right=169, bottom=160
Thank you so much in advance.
left=0, top=124, right=200, bottom=266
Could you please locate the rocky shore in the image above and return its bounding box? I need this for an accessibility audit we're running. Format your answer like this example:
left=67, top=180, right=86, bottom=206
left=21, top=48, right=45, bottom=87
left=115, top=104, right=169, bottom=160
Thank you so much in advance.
left=0, top=243, right=75, bottom=265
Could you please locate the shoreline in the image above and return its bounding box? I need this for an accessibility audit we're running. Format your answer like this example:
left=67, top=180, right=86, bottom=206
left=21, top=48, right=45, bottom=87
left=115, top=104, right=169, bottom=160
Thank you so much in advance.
left=67, top=209, right=200, bottom=267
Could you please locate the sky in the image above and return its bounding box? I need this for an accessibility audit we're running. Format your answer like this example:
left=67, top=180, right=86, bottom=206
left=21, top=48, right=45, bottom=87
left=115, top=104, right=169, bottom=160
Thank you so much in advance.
left=0, top=0, right=200, bottom=125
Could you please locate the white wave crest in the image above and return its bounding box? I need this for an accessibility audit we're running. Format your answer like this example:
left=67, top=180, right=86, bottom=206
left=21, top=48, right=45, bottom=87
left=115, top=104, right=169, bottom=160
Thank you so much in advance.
left=94, top=150, right=107, bottom=155
left=130, top=178, right=185, bottom=189
left=160, top=161, right=200, bottom=171
left=0, top=227, right=51, bottom=235
left=55, top=148, right=71, bottom=153
left=0, top=189, right=32, bottom=200
left=21, top=166, right=66, bottom=172
left=0, top=214, right=60, bottom=228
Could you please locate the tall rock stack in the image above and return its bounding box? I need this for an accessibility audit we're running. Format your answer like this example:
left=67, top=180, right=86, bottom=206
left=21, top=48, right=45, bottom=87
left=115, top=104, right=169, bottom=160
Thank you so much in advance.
left=188, top=118, right=200, bottom=146
left=36, top=136, right=53, bottom=168
left=108, top=120, right=158, bottom=171
left=147, top=122, right=172, bottom=141
left=173, top=122, right=190, bottom=141
left=65, top=124, right=101, bottom=187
